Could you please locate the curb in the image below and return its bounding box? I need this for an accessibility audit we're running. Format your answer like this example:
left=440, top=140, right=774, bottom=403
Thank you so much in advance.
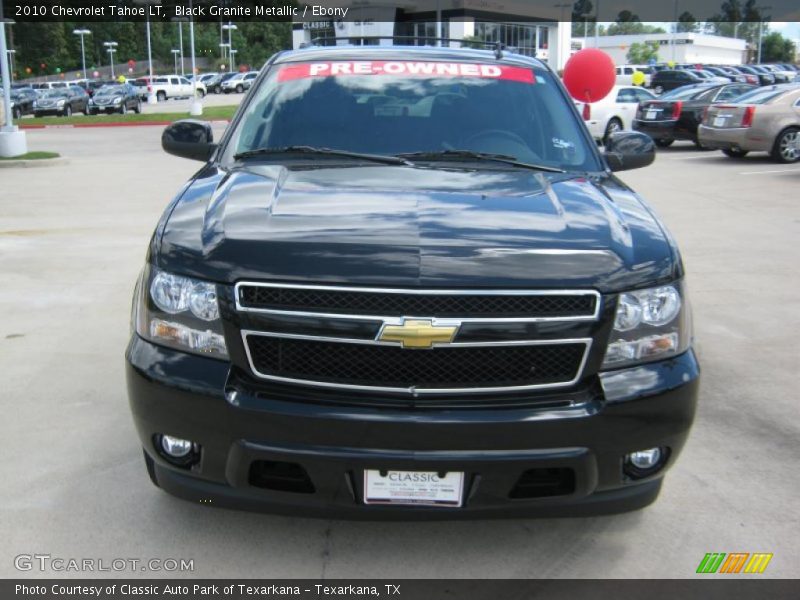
left=0, top=157, right=69, bottom=169
left=20, top=120, right=230, bottom=130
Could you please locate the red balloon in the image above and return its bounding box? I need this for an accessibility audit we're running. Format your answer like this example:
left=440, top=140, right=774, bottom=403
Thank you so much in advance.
left=562, top=49, right=616, bottom=103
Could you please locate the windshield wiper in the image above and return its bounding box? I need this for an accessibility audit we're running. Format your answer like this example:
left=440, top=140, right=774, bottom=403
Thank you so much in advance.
left=234, top=145, right=412, bottom=166
left=396, top=150, right=564, bottom=173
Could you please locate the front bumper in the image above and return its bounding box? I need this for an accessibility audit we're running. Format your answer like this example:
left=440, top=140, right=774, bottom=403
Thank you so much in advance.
left=697, top=125, right=772, bottom=152
left=126, top=336, right=699, bottom=519
left=34, top=107, right=66, bottom=116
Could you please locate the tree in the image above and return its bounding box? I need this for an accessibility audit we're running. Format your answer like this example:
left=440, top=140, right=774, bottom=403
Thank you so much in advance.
left=627, top=41, right=660, bottom=64
left=606, top=12, right=666, bottom=36
left=676, top=12, right=700, bottom=33
left=760, top=31, right=796, bottom=63
left=571, top=0, right=595, bottom=38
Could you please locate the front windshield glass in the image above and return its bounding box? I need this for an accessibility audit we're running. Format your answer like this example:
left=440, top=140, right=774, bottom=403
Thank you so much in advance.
left=42, top=90, right=68, bottom=98
left=225, top=59, right=599, bottom=171
left=98, top=86, right=124, bottom=95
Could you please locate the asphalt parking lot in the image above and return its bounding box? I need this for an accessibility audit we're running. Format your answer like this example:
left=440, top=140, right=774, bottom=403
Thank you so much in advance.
left=1, top=128, right=798, bottom=579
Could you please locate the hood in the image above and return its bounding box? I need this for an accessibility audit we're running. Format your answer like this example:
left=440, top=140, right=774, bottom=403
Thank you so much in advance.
left=156, top=165, right=679, bottom=292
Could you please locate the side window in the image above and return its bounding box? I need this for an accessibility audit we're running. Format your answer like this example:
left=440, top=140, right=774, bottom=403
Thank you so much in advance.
left=616, top=67, right=622, bottom=75
left=170, top=77, right=180, bottom=85
left=616, top=89, right=636, bottom=103
left=624, top=67, right=634, bottom=75
left=179, top=78, right=191, bottom=85
left=634, top=89, right=653, bottom=102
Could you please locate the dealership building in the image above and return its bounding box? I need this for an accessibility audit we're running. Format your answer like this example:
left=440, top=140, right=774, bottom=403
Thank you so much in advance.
left=577, top=33, right=748, bottom=65
left=293, top=0, right=573, bottom=69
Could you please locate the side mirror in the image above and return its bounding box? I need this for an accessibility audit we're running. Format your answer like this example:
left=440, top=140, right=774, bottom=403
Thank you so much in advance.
left=604, top=131, right=655, bottom=172
left=162, top=119, right=217, bottom=162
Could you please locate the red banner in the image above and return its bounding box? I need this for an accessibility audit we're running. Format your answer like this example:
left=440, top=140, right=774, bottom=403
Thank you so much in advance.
left=278, top=61, right=535, bottom=84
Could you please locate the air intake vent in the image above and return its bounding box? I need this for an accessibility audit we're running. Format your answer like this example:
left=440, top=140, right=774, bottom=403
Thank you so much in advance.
left=249, top=460, right=315, bottom=494
left=509, top=468, right=575, bottom=499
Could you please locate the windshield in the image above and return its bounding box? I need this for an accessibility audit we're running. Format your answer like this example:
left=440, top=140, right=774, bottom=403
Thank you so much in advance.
left=225, top=59, right=599, bottom=172
left=659, top=85, right=714, bottom=100
left=97, top=86, right=124, bottom=95
left=42, top=90, right=68, bottom=98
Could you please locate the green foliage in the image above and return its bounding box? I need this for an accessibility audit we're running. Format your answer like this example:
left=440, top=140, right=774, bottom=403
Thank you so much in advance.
left=626, top=42, right=660, bottom=64
left=760, top=32, right=797, bottom=63
left=676, top=12, right=700, bottom=33
left=606, top=12, right=666, bottom=36
left=10, top=22, right=291, bottom=80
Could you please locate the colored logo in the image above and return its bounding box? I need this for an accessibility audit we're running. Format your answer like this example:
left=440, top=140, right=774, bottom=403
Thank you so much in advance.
left=696, top=553, right=773, bottom=574
left=378, top=319, right=458, bottom=349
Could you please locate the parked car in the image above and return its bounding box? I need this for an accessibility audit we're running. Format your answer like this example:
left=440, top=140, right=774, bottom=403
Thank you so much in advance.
left=9, top=87, right=38, bottom=119
left=686, top=69, right=729, bottom=84
left=128, top=45, right=700, bottom=518
left=757, top=64, right=790, bottom=84
left=699, top=84, right=800, bottom=162
left=733, top=65, right=774, bottom=86
left=649, top=70, right=703, bottom=94
left=206, top=72, right=239, bottom=94
left=699, top=66, right=737, bottom=82
left=87, top=83, right=142, bottom=115
left=634, top=82, right=758, bottom=148
left=33, top=86, right=89, bottom=117
left=150, top=75, right=206, bottom=102
left=575, top=85, right=656, bottom=143
left=614, top=65, right=652, bottom=87
left=194, top=73, right=219, bottom=87
left=221, top=71, right=259, bottom=93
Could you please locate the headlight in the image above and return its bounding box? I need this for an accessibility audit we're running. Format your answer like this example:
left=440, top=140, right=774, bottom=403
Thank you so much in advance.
left=57, top=100, right=66, bottom=107
left=113, top=97, right=122, bottom=104
left=602, top=282, right=692, bottom=369
left=133, top=267, right=228, bottom=359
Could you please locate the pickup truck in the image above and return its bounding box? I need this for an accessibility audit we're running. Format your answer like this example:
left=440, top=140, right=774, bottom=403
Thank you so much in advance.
left=148, top=75, right=207, bottom=102
left=127, top=45, right=699, bottom=519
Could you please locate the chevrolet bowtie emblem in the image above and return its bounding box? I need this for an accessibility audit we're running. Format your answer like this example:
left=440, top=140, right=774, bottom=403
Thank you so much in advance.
left=378, top=319, right=459, bottom=349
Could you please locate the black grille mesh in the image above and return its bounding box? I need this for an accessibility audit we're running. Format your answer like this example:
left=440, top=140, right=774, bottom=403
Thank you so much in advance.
left=238, top=286, right=596, bottom=318
left=246, top=336, right=586, bottom=390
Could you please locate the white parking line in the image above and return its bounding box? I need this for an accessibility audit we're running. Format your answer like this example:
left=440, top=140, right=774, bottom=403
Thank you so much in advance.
left=739, top=168, right=799, bottom=175
left=665, top=154, right=719, bottom=160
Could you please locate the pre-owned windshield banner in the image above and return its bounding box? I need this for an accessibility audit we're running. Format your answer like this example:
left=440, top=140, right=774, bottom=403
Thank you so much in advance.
left=278, top=62, right=536, bottom=83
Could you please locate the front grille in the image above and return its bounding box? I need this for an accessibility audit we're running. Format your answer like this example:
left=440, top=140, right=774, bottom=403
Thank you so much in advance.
left=245, top=335, right=587, bottom=392
left=238, top=285, right=597, bottom=319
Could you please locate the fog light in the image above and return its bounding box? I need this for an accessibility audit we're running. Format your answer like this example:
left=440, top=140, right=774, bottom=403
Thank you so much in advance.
left=624, top=447, right=668, bottom=479
left=629, top=448, right=661, bottom=469
left=160, top=435, right=193, bottom=458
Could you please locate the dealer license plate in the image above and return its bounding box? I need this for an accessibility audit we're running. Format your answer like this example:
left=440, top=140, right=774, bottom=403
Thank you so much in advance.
left=713, top=116, right=728, bottom=127
left=363, top=470, right=465, bottom=507
left=646, top=109, right=658, bottom=120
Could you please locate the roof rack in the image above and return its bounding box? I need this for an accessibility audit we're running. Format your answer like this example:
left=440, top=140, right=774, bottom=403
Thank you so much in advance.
left=305, top=36, right=524, bottom=59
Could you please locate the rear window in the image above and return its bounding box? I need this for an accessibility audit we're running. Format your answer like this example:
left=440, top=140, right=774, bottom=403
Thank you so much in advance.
left=732, top=87, right=791, bottom=104
left=225, top=59, right=599, bottom=172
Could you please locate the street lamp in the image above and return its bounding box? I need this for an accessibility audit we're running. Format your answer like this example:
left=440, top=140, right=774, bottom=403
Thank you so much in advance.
left=133, top=0, right=159, bottom=104
left=171, top=49, right=180, bottom=74
left=222, top=22, right=237, bottom=72
left=756, top=5, right=772, bottom=64
left=229, top=49, right=238, bottom=71
left=1, top=9, right=27, bottom=156
left=73, top=28, right=91, bottom=80
left=6, top=48, right=15, bottom=84
left=104, top=41, right=118, bottom=78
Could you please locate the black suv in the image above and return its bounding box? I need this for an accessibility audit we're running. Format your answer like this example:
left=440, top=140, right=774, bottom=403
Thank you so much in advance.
left=650, top=69, right=703, bottom=94
left=126, top=45, right=699, bottom=518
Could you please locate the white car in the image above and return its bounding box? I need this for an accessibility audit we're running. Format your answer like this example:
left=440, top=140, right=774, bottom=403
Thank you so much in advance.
left=221, top=71, right=259, bottom=93
left=575, top=85, right=657, bottom=143
left=615, top=64, right=653, bottom=87
left=150, top=75, right=207, bottom=102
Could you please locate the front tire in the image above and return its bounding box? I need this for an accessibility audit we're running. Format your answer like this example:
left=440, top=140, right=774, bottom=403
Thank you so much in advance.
left=654, top=138, right=674, bottom=148
left=64, top=105, right=72, bottom=117
left=236, top=84, right=244, bottom=93
left=771, top=127, right=800, bottom=163
left=722, top=147, right=749, bottom=158
left=12, top=107, right=21, bottom=120
left=134, top=100, right=141, bottom=114
left=157, top=91, right=167, bottom=103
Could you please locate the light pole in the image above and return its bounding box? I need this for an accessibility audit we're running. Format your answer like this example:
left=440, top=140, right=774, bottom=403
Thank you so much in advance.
left=73, top=28, right=91, bottom=79
left=134, top=0, right=159, bottom=104
left=222, top=23, right=237, bottom=72
left=756, top=5, right=772, bottom=64
left=178, top=21, right=184, bottom=76
left=171, top=49, right=180, bottom=74
left=219, top=42, right=231, bottom=68
left=6, top=48, right=14, bottom=84
left=1, top=9, right=27, bottom=157
left=188, top=0, right=201, bottom=116
left=229, top=49, right=238, bottom=71
left=104, top=41, right=118, bottom=78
